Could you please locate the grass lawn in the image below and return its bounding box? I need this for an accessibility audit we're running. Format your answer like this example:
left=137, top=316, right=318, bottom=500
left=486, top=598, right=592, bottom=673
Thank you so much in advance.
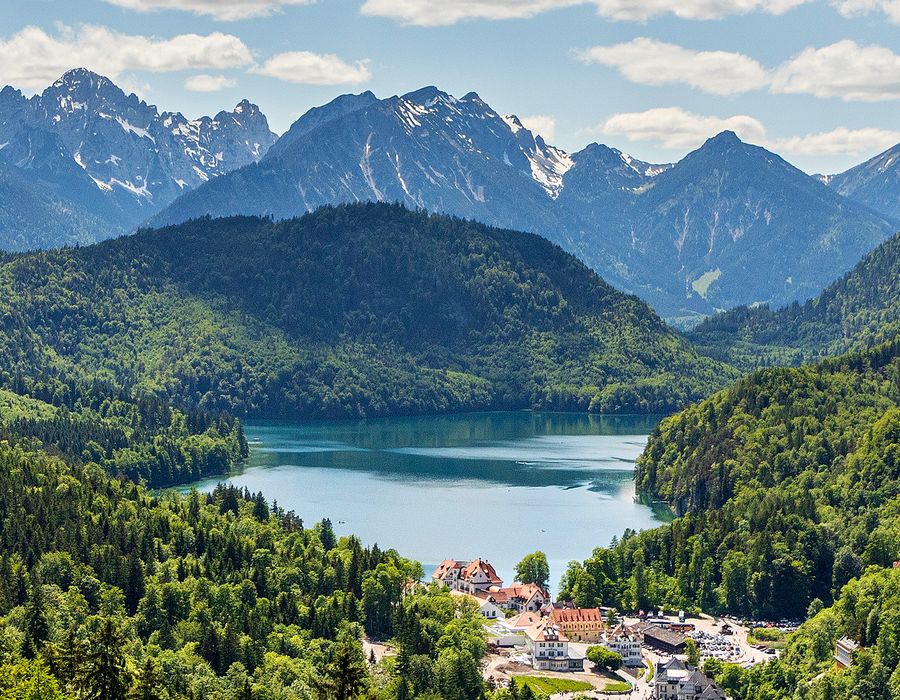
left=748, top=627, right=790, bottom=650
left=514, top=676, right=594, bottom=695
left=602, top=680, right=631, bottom=692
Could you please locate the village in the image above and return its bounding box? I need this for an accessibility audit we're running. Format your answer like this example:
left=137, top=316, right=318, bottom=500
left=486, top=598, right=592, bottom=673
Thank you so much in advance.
left=425, top=557, right=804, bottom=700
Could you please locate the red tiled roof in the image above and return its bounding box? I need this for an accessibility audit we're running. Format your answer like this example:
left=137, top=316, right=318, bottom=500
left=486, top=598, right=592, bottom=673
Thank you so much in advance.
left=433, top=559, right=466, bottom=580
left=475, top=589, right=510, bottom=603
left=461, top=558, right=503, bottom=584
left=551, top=607, right=603, bottom=624
left=508, top=611, right=542, bottom=628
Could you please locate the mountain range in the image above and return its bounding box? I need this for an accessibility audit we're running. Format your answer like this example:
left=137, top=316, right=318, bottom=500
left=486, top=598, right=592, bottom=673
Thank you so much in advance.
left=0, top=68, right=276, bottom=249
left=149, top=85, right=898, bottom=321
left=0, top=69, right=897, bottom=323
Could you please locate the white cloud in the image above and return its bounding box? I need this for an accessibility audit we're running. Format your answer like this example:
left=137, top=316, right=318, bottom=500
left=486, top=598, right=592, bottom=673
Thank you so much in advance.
left=519, top=114, right=557, bottom=141
left=594, top=107, right=767, bottom=150
left=772, top=41, right=900, bottom=101
left=575, top=38, right=769, bottom=96
left=590, top=0, right=809, bottom=20
left=360, top=0, right=581, bottom=25
left=770, top=127, right=900, bottom=156
left=0, top=25, right=253, bottom=91
left=832, top=0, right=900, bottom=23
left=102, top=0, right=315, bottom=21
left=576, top=38, right=900, bottom=103
left=593, top=106, right=900, bottom=161
left=359, top=0, right=809, bottom=25
left=251, top=51, right=372, bottom=85
left=184, top=74, right=238, bottom=92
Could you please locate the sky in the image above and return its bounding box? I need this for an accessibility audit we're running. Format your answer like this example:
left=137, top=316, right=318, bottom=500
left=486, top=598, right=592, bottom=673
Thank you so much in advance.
left=1, top=0, right=897, bottom=174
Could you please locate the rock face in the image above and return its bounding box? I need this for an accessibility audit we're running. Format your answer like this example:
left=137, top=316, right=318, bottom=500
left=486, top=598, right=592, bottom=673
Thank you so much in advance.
left=153, top=88, right=895, bottom=320
left=0, top=68, right=277, bottom=250
left=821, top=143, right=900, bottom=221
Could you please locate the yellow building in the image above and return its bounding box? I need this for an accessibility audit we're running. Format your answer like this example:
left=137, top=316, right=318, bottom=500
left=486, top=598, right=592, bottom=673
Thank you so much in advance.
left=549, top=607, right=604, bottom=643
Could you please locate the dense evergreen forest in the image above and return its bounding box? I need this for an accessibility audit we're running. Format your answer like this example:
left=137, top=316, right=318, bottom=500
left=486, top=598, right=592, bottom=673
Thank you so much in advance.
left=0, top=203, right=732, bottom=420
left=559, top=337, right=900, bottom=620
left=7, top=203, right=900, bottom=697
left=0, top=403, right=495, bottom=698
left=689, top=229, right=900, bottom=370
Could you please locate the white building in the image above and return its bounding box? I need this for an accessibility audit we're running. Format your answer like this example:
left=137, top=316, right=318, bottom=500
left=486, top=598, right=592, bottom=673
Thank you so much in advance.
left=835, top=637, right=859, bottom=668
left=432, top=559, right=468, bottom=588
left=450, top=589, right=504, bottom=620
left=654, top=658, right=727, bottom=700
left=600, top=629, right=643, bottom=667
left=524, top=619, right=584, bottom=672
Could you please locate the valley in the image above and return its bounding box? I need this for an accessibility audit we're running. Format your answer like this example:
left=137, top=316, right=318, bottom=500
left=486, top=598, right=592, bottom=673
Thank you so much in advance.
left=0, top=25, right=898, bottom=699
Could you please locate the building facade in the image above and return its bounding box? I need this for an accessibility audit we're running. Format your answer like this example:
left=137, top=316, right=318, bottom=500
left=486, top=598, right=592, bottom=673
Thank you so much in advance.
left=550, top=607, right=605, bottom=642
left=600, top=630, right=643, bottom=667
left=525, top=620, right=584, bottom=672
left=654, top=658, right=727, bottom=700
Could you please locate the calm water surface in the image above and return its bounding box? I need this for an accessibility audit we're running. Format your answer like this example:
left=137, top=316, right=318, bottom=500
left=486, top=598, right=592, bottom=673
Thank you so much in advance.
left=187, top=412, right=666, bottom=589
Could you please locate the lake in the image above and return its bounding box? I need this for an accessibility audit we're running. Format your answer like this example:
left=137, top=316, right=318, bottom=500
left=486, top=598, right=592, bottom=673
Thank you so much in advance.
left=186, top=411, right=666, bottom=590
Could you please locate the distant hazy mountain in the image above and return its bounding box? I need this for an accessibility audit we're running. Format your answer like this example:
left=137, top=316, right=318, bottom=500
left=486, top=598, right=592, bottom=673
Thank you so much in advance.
left=0, top=68, right=276, bottom=250
left=153, top=88, right=895, bottom=320
left=688, top=227, right=900, bottom=369
left=618, top=131, right=894, bottom=320
left=2, top=75, right=894, bottom=320
left=820, top=143, right=900, bottom=221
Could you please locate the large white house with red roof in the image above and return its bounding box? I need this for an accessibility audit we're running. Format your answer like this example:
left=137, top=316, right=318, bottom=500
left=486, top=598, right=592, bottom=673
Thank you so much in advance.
left=432, top=558, right=503, bottom=593
left=524, top=619, right=584, bottom=672
left=459, top=558, right=504, bottom=593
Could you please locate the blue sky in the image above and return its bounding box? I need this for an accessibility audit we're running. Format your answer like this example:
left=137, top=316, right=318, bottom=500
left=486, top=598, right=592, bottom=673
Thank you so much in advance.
left=1, top=0, right=897, bottom=173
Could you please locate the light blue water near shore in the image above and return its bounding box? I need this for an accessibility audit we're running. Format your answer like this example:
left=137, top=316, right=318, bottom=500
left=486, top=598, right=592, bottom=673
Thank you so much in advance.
left=186, top=411, right=666, bottom=589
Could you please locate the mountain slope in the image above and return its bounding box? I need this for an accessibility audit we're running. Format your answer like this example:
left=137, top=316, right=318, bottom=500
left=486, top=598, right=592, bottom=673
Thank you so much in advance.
left=152, top=88, right=895, bottom=320
left=0, top=203, right=734, bottom=418
left=619, top=131, right=895, bottom=319
left=559, top=336, right=900, bottom=621
left=0, top=68, right=277, bottom=250
left=822, top=142, right=900, bottom=221
left=152, top=87, right=572, bottom=236
left=0, top=160, right=115, bottom=249
left=688, top=228, right=900, bottom=369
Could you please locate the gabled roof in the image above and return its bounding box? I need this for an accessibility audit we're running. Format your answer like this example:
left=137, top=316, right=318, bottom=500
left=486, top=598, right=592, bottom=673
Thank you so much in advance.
left=507, top=610, right=542, bottom=629
left=551, top=607, right=603, bottom=624
left=432, top=559, right=467, bottom=580
left=837, top=636, right=859, bottom=651
left=644, top=625, right=687, bottom=647
left=526, top=619, right=569, bottom=643
left=655, top=656, right=689, bottom=682
left=461, top=558, right=502, bottom=585
left=502, top=583, right=546, bottom=599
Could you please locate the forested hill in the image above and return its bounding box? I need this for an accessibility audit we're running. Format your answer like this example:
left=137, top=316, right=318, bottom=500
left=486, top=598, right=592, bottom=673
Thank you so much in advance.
left=688, top=229, right=900, bottom=370
left=0, top=396, right=486, bottom=699
left=558, top=337, right=900, bottom=622
left=0, top=203, right=733, bottom=418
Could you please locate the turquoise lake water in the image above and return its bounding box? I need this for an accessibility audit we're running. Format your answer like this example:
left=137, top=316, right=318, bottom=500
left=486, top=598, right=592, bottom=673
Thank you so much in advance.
left=186, top=411, right=666, bottom=590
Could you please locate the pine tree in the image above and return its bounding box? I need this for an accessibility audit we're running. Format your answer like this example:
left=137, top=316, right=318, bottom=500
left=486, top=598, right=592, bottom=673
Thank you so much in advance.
left=22, top=577, right=49, bottom=659
left=132, top=657, right=162, bottom=700
left=84, top=617, right=131, bottom=700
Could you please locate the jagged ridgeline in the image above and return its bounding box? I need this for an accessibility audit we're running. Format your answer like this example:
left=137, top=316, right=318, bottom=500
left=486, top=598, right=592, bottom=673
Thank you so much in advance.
left=559, top=337, right=900, bottom=621
left=0, top=203, right=734, bottom=420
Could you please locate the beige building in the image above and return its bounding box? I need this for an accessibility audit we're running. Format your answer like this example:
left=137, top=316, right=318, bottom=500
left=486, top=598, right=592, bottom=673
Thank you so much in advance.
left=550, top=607, right=604, bottom=642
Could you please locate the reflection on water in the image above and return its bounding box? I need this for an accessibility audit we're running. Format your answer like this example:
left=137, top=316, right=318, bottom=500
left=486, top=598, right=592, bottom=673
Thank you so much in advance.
left=187, top=411, right=666, bottom=588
